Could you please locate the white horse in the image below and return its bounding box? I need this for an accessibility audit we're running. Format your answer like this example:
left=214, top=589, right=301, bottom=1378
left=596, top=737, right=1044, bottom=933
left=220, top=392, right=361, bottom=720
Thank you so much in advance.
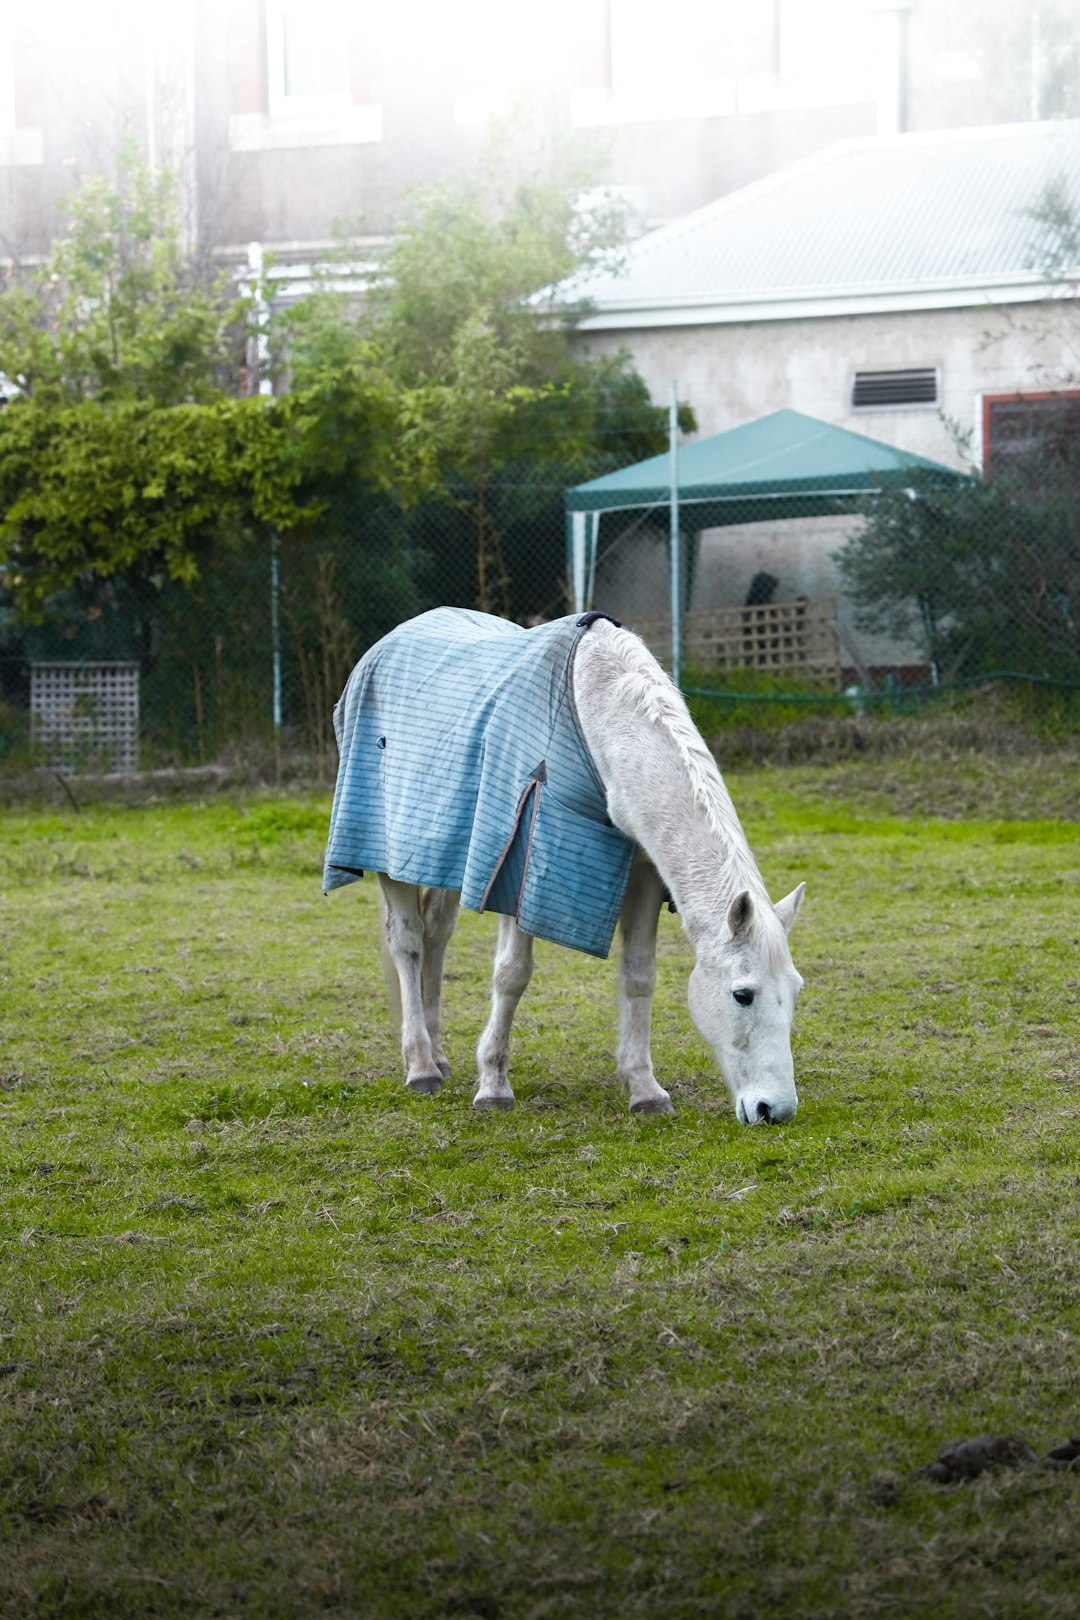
left=374, top=617, right=805, bottom=1124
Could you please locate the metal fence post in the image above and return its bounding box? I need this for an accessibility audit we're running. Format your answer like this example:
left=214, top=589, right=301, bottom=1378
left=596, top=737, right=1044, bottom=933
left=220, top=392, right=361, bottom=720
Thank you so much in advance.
left=248, top=240, right=282, bottom=743
left=271, top=531, right=283, bottom=737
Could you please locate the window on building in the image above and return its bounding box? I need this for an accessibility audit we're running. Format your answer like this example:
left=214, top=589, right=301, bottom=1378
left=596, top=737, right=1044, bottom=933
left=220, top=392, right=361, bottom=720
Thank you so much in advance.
left=0, top=18, right=43, bottom=166
left=609, top=0, right=775, bottom=95
left=0, top=22, right=15, bottom=137
left=266, top=0, right=378, bottom=120
left=453, top=0, right=591, bottom=125
left=852, top=368, right=939, bottom=410
left=573, top=0, right=872, bottom=126
left=982, top=391, right=1080, bottom=483
left=777, top=0, right=873, bottom=86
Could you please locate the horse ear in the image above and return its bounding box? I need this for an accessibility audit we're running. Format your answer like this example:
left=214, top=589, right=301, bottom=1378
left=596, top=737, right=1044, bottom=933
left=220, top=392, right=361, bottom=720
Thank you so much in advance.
left=774, top=882, right=806, bottom=935
left=727, top=890, right=754, bottom=937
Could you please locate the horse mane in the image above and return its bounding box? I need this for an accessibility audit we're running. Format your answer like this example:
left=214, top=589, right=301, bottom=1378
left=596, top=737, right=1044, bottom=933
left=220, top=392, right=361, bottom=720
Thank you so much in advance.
left=600, top=622, right=790, bottom=964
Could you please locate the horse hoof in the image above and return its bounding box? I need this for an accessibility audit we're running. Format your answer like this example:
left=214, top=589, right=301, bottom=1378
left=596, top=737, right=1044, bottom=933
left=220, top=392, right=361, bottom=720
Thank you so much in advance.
left=473, top=1091, right=515, bottom=1111
left=436, top=1059, right=452, bottom=1080
left=630, top=1095, right=675, bottom=1116
left=406, top=1073, right=443, bottom=1096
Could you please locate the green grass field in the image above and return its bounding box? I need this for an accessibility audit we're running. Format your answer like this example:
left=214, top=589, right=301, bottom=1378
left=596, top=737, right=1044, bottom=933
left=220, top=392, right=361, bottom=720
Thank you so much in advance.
left=1, top=755, right=1078, bottom=1618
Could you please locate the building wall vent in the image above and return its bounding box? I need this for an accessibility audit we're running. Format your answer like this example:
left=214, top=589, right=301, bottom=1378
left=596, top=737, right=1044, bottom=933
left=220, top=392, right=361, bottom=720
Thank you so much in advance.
left=852, top=368, right=938, bottom=409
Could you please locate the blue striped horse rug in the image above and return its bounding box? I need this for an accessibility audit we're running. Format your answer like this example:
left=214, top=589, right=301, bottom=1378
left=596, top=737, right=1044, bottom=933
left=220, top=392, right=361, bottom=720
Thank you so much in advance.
left=323, top=608, right=636, bottom=957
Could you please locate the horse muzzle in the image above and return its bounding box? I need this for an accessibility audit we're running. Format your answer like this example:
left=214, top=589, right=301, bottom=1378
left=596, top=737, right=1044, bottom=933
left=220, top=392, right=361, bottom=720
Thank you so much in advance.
left=736, top=1089, right=798, bottom=1126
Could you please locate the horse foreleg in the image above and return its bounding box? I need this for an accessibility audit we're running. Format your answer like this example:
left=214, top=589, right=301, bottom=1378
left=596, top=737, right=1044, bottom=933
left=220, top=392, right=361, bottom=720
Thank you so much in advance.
left=378, top=875, right=445, bottom=1095
left=474, top=914, right=534, bottom=1110
left=617, top=855, right=673, bottom=1114
left=420, top=887, right=460, bottom=1079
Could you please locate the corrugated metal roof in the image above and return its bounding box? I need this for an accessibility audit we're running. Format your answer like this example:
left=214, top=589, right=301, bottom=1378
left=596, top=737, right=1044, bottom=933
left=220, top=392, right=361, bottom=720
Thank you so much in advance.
left=561, top=122, right=1080, bottom=328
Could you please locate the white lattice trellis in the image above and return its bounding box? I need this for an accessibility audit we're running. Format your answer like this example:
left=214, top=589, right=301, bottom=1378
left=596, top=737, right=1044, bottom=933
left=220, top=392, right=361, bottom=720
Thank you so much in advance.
left=30, top=662, right=140, bottom=775
left=629, top=599, right=842, bottom=681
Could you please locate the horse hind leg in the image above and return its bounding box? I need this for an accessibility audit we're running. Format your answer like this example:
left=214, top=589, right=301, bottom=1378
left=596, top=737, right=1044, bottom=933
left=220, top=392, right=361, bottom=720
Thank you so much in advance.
left=474, top=914, right=534, bottom=1110
left=378, top=875, right=446, bottom=1095
left=420, top=887, right=460, bottom=1079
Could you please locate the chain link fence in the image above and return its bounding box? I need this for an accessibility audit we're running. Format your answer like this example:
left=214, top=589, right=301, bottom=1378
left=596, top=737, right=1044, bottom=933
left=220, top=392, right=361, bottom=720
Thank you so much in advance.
left=2, top=466, right=1078, bottom=783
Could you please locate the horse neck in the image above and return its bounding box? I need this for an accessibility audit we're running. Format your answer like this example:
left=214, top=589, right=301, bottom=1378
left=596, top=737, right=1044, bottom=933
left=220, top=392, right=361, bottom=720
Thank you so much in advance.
left=574, top=637, right=770, bottom=949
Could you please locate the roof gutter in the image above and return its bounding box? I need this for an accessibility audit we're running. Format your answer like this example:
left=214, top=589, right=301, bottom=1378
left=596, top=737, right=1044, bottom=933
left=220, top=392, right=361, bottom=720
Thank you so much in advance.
left=573, top=273, right=1080, bottom=330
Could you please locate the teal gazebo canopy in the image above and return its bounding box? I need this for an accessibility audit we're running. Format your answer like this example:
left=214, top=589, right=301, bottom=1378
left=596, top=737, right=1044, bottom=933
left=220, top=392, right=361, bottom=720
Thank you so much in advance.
left=565, top=408, right=969, bottom=611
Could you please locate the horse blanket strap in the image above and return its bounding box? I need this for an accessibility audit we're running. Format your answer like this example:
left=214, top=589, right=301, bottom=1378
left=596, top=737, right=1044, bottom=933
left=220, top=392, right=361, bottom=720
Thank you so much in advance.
left=324, top=608, right=636, bottom=958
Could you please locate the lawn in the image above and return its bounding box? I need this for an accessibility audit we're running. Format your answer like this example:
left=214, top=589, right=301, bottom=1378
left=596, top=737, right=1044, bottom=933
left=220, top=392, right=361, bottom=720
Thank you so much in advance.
left=1, top=755, right=1078, bottom=1618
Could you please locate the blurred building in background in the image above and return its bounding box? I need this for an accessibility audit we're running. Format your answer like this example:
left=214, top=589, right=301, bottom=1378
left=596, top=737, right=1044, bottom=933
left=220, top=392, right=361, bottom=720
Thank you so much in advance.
left=3, top=1, right=1079, bottom=274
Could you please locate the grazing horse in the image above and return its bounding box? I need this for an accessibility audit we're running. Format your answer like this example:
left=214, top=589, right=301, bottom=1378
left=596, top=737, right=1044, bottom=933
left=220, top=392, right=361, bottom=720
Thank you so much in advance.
left=324, top=609, right=805, bottom=1123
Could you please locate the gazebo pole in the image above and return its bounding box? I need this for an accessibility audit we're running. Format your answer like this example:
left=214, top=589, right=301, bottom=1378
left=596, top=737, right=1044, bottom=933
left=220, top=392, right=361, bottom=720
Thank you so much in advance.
left=669, top=381, right=682, bottom=690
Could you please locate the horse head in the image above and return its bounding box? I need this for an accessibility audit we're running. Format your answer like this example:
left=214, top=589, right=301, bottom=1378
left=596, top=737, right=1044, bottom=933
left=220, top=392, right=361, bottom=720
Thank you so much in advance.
left=687, top=883, right=805, bottom=1125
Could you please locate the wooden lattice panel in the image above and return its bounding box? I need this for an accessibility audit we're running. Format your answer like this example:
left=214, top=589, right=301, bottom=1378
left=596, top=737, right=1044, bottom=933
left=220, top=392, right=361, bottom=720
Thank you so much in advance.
left=629, top=599, right=841, bottom=682
left=31, top=662, right=140, bottom=775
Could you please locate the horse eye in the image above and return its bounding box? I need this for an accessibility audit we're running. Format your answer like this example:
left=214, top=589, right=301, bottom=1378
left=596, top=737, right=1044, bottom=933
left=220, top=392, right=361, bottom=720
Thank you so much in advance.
left=733, top=988, right=755, bottom=1007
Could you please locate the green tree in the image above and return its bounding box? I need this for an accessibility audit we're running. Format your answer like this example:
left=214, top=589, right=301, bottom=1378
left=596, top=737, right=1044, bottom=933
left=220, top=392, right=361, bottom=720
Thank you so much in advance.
left=0, top=141, right=248, bottom=407
left=0, top=378, right=405, bottom=619
left=283, top=104, right=690, bottom=616
left=0, top=148, right=409, bottom=762
left=836, top=465, right=1080, bottom=685
left=371, top=110, right=648, bottom=613
left=0, top=140, right=403, bottom=615
left=366, top=103, right=626, bottom=387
